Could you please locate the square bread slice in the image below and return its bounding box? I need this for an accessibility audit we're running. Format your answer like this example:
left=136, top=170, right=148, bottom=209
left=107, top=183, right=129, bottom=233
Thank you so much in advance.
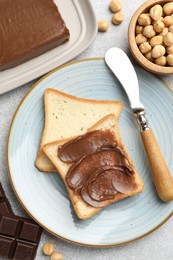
left=43, top=114, right=144, bottom=219
left=36, top=88, right=122, bottom=172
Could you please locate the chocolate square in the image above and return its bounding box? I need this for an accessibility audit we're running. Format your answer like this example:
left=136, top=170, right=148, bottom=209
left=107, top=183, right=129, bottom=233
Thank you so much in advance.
left=19, top=221, right=41, bottom=243
left=0, top=215, right=20, bottom=237
left=13, top=241, right=36, bottom=260
left=0, top=237, right=15, bottom=259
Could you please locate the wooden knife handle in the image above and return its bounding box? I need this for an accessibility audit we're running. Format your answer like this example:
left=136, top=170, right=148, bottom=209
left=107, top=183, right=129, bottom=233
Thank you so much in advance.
left=141, top=129, right=173, bottom=201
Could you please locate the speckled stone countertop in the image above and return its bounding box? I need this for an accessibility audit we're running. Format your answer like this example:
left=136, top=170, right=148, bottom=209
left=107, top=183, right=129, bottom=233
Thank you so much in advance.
left=0, top=1, right=173, bottom=259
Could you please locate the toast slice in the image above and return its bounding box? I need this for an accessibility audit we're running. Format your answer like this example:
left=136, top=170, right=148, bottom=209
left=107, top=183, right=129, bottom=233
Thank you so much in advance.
left=36, top=88, right=122, bottom=172
left=43, top=114, right=144, bottom=219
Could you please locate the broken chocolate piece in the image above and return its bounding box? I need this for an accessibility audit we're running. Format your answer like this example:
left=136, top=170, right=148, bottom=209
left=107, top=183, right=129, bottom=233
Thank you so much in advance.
left=0, top=183, right=14, bottom=215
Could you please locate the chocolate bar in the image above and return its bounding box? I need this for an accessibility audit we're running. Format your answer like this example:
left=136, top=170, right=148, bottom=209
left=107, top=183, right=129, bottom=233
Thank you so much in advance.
left=0, top=183, right=14, bottom=215
left=0, top=0, right=70, bottom=70
left=0, top=214, right=42, bottom=259
left=0, top=182, right=42, bottom=259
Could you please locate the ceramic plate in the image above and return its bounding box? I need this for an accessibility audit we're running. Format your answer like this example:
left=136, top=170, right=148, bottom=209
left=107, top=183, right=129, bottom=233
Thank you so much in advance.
left=8, top=59, right=173, bottom=247
left=0, top=0, right=97, bottom=95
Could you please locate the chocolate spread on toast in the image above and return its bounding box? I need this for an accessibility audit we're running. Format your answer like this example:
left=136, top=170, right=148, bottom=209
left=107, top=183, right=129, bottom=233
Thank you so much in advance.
left=58, top=130, right=136, bottom=207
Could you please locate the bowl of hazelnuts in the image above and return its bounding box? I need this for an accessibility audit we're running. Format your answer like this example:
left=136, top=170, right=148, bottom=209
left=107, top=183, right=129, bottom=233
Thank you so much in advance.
left=128, top=0, right=173, bottom=74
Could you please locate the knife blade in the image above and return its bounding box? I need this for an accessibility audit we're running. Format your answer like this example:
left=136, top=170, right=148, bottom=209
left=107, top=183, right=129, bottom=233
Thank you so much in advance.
left=105, top=47, right=173, bottom=201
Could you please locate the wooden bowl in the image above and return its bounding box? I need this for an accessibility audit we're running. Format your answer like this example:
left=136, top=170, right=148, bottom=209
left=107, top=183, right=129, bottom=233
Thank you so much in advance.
left=128, top=0, right=173, bottom=75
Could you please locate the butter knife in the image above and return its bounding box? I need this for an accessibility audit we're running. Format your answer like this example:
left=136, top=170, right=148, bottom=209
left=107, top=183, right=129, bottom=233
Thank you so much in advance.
left=105, top=47, right=173, bottom=201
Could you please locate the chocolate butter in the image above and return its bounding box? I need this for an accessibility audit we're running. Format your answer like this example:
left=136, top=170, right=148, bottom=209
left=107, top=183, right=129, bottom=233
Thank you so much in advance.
left=0, top=183, right=14, bottom=215
left=0, top=0, right=70, bottom=70
left=58, top=130, right=136, bottom=208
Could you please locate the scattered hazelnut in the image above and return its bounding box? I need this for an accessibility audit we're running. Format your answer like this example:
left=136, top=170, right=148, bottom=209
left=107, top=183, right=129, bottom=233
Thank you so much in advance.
left=112, top=12, right=124, bottom=25
left=50, top=252, right=64, bottom=260
left=98, top=20, right=109, bottom=32
left=42, top=242, right=54, bottom=256
left=109, top=0, right=122, bottom=13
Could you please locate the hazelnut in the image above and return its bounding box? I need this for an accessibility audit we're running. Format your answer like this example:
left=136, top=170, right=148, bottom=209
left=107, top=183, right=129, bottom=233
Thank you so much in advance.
left=155, top=56, right=167, bottom=66
left=163, top=2, right=173, bottom=15
left=112, top=12, right=124, bottom=25
left=109, top=0, right=122, bottom=13
left=150, top=35, right=163, bottom=47
left=169, top=25, right=173, bottom=33
left=163, top=15, right=173, bottom=27
left=167, top=54, right=173, bottom=65
left=153, top=20, right=165, bottom=33
left=135, top=25, right=144, bottom=34
left=145, top=51, right=154, bottom=61
left=50, top=252, right=64, bottom=260
left=151, top=45, right=166, bottom=58
left=42, top=242, right=54, bottom=256
left=150, top=4, right=163, bottom=21
left=167, top=44, right=173, bottom=54
left=138, top=13, right=151, bottom=26
left=135, top=34, right=147, bottom=45
left=159, top=27, right=168, bottom=37
left=163, top=32, right=173, bottom=46
left=98, top=20, right=109, bottom=32
left=151, top=17, right=164, bottom=24
left=139, top=42, right=152, bottom=54
left=143, top=25, right=156, bottom=38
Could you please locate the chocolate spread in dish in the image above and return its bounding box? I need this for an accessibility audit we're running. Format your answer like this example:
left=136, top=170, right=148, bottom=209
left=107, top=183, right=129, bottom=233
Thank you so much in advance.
left=58, top=130, right=136, bottom=207
left=0, top=0, right=70, bottom=70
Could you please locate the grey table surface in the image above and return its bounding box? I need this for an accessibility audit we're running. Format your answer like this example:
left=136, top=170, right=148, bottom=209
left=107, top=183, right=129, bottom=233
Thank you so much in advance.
left=0, top=0, right=173, bottom=259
